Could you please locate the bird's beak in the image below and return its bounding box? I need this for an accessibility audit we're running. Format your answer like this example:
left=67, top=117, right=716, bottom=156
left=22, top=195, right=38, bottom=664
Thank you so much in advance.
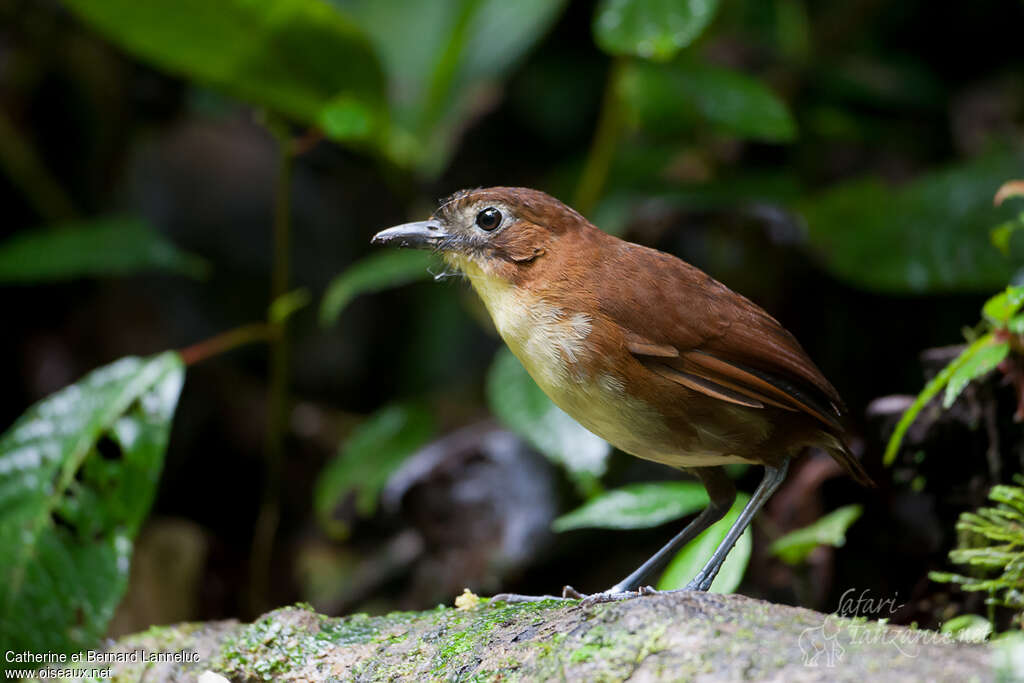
left=371, top=219, right=447, bottom=250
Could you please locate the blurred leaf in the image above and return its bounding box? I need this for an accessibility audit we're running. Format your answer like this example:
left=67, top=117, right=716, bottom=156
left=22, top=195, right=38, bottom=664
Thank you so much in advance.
left=64, top=0, right=386, bottom=146
left=621, top=58, right=797, bottom=142
left=884, top=335, right=995, bottom=465
left=486, top=348, right=610, bottom=485
left=769, top=504, right=863, bottom=565
left=593, top=0, right=721, bottom=61
left=990, top=217, right=1024, bottom=257
left=314, top=403, right=434, bottom=539
left=337, top=0, right=568, bottom=175
left=941, top=614, right=992, bottom=641
left=553, top=481, right=708, bottom=532
left=269, top=288, right=311, bottom=325
left=0, top=217, right=209, bottom=283
left=320, top=250, right=439, bottom=325
left=657, top=493, right=751, bottom=594
left=798, top=152, right=1024, bottom=293
left=943, top=340, right=1008, bottom=409
left=982, top=285, right=1024, bottom=325
left=0, top=353, right=184, bottom=661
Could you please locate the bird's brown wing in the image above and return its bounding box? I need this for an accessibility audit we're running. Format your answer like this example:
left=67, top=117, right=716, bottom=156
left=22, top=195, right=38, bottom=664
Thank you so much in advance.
left=598, top=246, right=844, bottom=431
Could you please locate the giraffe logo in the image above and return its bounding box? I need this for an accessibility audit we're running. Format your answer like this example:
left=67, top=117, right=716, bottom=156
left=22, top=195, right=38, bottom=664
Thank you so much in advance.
left=798, top=614, right=845, bottom=667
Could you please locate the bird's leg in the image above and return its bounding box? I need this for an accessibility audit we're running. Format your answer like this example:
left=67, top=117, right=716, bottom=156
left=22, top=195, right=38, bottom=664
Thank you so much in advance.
left=681, top=460, right=790, bottom=592
left=601, top=467, right=736, bottom=596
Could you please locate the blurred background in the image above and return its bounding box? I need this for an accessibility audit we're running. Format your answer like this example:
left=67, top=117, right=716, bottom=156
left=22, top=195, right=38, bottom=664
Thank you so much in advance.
left=2, top=0, right=1024, bottom=644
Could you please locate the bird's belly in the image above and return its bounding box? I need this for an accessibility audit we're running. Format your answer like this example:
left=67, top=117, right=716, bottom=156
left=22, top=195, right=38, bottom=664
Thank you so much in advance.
left=463, top=266, right=754, bottom=468
left=534, top=365, right=757, bottom=468
left=505, top=329, right=754, bottom=467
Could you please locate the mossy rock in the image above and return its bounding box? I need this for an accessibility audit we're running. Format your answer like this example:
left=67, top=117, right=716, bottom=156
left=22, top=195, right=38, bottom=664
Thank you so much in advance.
left=50, top=592, right=1006, bottom=681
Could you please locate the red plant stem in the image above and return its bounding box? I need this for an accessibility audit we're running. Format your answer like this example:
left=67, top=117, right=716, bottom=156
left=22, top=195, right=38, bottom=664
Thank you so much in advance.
left=178, top=323, right=277, bottom=366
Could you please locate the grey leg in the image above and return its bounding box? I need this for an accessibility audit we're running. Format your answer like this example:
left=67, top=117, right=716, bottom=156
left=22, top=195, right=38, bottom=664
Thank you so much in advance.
left=682, top=460, right=790, bottom=592
left=607, top=467, right=736, bottom=594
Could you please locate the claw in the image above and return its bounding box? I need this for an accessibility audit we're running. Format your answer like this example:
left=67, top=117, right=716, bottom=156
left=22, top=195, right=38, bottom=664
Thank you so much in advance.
left=562, top=585, right=586, bottom=599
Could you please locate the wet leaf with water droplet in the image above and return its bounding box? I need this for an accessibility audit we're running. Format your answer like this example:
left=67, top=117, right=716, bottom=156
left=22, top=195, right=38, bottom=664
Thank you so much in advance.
left=594, top=0, right=721, bottom=61
left=0, top=353, right=184, bottom=660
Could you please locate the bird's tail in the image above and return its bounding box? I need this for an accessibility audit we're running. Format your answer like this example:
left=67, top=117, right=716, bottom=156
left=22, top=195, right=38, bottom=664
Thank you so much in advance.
left=826, top=439, right=876, bottom=488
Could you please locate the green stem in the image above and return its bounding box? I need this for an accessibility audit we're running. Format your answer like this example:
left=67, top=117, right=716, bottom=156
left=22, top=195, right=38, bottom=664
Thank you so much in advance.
left=573, top=57, right=627, bottom=217
left=0, top=107, right=78, bottom=222
left=249, top=122, right=296, bottom=615
left=178, top=323, right=277, bottom=366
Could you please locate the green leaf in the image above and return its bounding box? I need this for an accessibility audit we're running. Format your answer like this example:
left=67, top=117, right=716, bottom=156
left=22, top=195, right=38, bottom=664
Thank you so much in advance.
left=64, top=0, right=386, bottom=145
left=990, top=217, right=1024, bottom=257
left=593, top=0, right=721, bottom=61
left=798, top=152, right=1024, bottom=293
left=620, top=58, right=797, bottom=142
left=320, top=250, right=439, bottom=325
left=937, top=614, right=987, bottom=643
left=486, top=348, right=610, bottom=484
left=314, top=403, right=434, bottom=539
left=943, top=340, right=1008, bottom=408
left=983, top=286, right=1024, bottom=326
left=553, top=482, right=709, bottom=532
left=337, top=0, right=568, bottom=175
left=269, top=288, right=312, bottom=325
left=0, top=217, right=209, bottom=283
left=884, top=334, right=996, bottom=465
left=657, top=493, right=751, bottom=594
left=0, top=353, right=184, bottom=662
left=940, top=614, right=992, bottom=642
left=769, top=504, right=863, bottom=565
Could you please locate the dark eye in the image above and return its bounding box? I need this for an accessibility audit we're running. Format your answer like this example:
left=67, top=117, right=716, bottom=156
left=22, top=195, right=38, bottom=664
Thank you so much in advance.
left=475, top=207, right=502, bottom=231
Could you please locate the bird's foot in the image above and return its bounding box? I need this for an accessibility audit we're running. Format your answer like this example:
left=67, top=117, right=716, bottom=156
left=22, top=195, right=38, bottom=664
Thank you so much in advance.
left=562, top=584, right=660, bottom=606
left=679, top=572, right=713, bottom=592
left=489, top=592, right=570, bottom=604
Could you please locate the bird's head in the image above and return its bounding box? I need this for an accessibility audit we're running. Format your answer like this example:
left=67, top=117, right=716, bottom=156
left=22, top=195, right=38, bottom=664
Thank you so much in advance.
left=371, top=187, right=590, bottom=286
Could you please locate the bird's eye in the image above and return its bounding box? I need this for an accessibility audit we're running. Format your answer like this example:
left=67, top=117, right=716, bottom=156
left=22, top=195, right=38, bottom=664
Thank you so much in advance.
left=475, top=207, right=502, bottom=231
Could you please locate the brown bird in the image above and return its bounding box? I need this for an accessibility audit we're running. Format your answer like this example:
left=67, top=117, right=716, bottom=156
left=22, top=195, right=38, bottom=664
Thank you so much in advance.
left=372, top=187, right=871, bottom=598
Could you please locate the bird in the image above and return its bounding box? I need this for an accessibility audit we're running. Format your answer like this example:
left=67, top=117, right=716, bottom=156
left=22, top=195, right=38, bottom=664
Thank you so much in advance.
left=371, top=186, right=872, bottom=598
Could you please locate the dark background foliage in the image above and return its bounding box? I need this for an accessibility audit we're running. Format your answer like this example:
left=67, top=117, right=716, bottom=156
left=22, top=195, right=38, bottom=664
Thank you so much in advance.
left=2, top=0, right=1024, bottom=647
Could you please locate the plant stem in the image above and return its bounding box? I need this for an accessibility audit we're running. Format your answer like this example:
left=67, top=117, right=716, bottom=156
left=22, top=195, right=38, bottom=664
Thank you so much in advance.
left=249, top=123, right=296, bottom=615
left=178, top=323, right=277, bottom=366
left=573, top=57, right=627, bottom=217
left=0, top=107, right=78, bottom=222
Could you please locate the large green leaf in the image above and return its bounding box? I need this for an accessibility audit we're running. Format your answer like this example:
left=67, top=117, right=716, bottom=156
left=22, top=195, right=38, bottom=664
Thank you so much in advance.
left=657, top=493, right=752, bottom=594
left=982, top=285, right=1024, bottom=326
left=798, top=152, right=1024, bottom=293
left=335, top=0, right=568, bottom=175
left=943, top=339, right=1009, bottom=409
left=883, top=334, right=996, bottom=465
left=486, top=348, right=610, bottom=484
left=64, top=0, right=386, bottom=146
left=620, top=58, right=797, bottom=142
left=769, top=504, right=863, bottom=565
left=320, top=250, right=439, bottom=325
left=314, top=403, right=434, bottom=539
left=594, top=0, right=721, bottom=61
left=0, top=217, right=208, bottom=283
left=553, top=481, right=709, bottom=532
left=0, top=353, right=184, bottom=664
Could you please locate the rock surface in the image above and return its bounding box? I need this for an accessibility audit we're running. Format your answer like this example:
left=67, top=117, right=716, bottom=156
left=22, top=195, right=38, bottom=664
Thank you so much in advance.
left=83, top=592, right=1003, bottom=681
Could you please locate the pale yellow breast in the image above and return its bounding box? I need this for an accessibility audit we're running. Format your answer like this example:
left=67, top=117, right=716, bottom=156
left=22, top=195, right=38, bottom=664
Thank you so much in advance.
left=458, top=258, right=754, bottom=468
